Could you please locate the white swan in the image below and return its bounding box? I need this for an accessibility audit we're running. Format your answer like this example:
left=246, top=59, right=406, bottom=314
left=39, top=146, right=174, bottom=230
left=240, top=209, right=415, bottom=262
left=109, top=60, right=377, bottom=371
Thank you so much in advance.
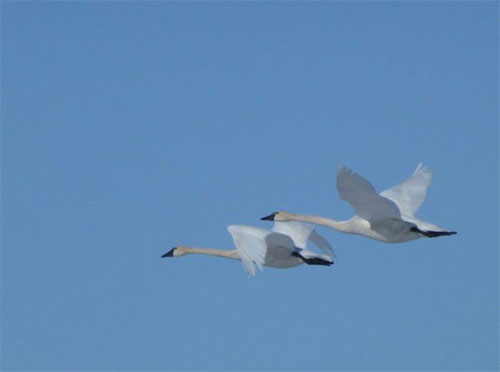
left=261, top=164, right=457, bottom=243
left=162, top=221, right=335, bottom=276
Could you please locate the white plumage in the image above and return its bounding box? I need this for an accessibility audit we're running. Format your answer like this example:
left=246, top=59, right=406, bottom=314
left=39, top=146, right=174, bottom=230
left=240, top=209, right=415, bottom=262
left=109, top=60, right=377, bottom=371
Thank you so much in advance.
left=163, top=222, right=334, bottom=277
left=262, top=164, right=456, bottom=243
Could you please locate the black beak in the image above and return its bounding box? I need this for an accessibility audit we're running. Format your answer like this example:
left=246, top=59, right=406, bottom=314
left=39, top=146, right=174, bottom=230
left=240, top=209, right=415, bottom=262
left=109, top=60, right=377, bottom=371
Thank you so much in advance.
left=161, top=248, right=176, bottom=258
left=261, top=212, right=277, bottom=221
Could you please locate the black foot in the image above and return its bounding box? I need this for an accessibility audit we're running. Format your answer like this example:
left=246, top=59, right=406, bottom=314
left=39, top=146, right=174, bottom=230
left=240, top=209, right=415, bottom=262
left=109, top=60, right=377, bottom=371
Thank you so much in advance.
left=292, top=252, right=333, bottom=266
left=410, top=226, right=457, bottom=238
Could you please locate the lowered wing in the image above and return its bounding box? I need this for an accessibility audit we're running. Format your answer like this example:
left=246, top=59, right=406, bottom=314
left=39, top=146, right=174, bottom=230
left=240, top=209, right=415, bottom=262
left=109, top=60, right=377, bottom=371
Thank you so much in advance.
left=227, top=225, right=268, bottom=276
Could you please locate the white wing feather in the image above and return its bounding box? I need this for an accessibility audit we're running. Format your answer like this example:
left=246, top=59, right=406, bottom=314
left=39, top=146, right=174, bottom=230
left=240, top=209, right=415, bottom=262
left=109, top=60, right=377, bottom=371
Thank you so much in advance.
left=380, top=163, right=432, bottom=217
left=336, top=166, right=401, bottom=221
left=227, top=225, right=268, bottom=276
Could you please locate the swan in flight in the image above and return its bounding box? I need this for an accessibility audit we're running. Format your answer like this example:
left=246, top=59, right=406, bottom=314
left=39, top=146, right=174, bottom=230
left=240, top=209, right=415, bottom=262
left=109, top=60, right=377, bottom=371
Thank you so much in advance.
left=261, top=164, right=457, bottom=243
left=162, top=222, right=335, bottom=276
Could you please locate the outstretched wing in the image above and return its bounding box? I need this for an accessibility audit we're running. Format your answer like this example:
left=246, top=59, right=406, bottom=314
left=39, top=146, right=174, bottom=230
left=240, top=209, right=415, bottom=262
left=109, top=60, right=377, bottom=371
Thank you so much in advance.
left=272, top=221, right=335, bottom=260
left=308, top=230, right=336, bottom=260
left=227, top=225, right=268, bottom=276
left=380, top=163, right=432, bottom=217
left=336, top=166, right=401, bottom=221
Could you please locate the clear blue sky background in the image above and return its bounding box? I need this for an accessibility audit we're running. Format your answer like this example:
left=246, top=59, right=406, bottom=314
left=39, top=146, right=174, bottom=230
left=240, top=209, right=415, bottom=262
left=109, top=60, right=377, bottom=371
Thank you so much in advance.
left=2, top=2, right=498, bottom=371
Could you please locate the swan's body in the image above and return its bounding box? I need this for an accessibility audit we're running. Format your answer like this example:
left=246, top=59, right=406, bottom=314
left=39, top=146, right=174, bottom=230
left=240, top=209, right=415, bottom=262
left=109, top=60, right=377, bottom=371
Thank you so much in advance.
left=262, top=164, right=456, bottom=243
left=162, top=221, right=335, bottom=276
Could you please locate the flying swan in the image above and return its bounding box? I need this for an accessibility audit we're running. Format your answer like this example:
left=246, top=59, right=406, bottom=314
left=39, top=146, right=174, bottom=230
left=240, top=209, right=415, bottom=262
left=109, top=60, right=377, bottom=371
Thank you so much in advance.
left=162, top=221, right=335, bottom=276
left=261, top=164, right=457, bottom=243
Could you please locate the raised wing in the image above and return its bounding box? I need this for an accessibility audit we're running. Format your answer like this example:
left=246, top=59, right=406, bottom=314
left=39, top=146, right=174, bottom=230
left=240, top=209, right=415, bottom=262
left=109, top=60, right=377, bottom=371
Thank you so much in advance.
left=336, top=166, right=401, bottom=221
left=227, top=225, right=268, bottom=276
left=272, top=222, right=335, bottom=260
left=272, top=221, right=314, bottom=249
left=308, top=230, right=335, bottom=260
left=380, top=163, right=432, bottom=217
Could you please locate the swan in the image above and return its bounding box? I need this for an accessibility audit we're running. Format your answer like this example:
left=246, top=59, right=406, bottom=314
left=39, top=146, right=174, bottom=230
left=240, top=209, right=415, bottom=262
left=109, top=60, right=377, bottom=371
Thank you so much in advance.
left=162, top=221, right=335, bottom=276
left=261, top=164, right=457, bottom=243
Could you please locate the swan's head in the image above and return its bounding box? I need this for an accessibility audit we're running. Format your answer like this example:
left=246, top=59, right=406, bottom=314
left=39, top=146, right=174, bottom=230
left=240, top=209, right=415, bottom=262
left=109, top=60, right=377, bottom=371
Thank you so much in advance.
left=260, top=211, right=291, bottom=222
left=161, top=245, right=188, bottom=258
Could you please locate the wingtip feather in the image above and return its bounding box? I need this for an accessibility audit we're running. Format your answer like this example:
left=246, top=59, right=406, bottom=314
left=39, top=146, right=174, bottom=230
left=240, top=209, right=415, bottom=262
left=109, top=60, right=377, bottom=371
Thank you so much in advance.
left=414, top=163, right=432, bottom=178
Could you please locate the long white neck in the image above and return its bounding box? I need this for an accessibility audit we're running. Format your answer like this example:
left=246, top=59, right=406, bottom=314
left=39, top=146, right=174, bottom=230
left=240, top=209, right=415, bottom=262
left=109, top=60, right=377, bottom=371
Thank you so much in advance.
left=285, top=213, right=353, bottom=233
left=180, top=247, right=240, bottom=261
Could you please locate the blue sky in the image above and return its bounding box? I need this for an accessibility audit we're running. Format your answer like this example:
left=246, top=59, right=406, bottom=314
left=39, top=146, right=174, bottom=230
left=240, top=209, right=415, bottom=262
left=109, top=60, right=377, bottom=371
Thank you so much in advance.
left=1, top=2, right=498, bottom=371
